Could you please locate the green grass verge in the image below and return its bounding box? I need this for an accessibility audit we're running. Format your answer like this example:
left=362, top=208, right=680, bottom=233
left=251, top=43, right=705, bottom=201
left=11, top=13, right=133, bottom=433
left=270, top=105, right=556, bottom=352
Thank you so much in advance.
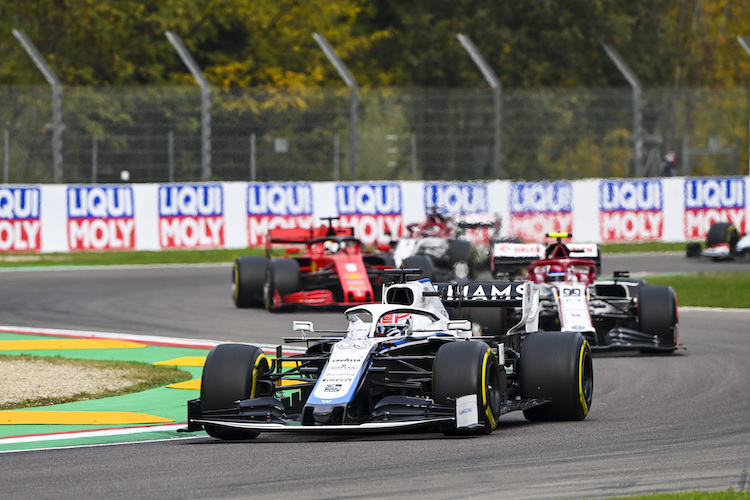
left=0, top=354, right=192, bottom=410
left=645, top=272, right=750, bottom=309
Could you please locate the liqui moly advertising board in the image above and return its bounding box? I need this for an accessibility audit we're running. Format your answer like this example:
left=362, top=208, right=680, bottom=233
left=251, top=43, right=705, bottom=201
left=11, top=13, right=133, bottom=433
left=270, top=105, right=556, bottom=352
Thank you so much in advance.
left=246, top=183, right=314, bottom=246
left=158, top=184, right=224, bottom=249
left=508, top=181, right=572, bottom=241
left=425, top=182, right=491, bottom=245
left=336, top=183, right=402, bottom=245
left=684, top=177, right=746, bottom=239
left=67, top=186, right=135, bottom=250
left=599, top=180, right=663, bottom=241
left=0, top=187, right=41, bottom=251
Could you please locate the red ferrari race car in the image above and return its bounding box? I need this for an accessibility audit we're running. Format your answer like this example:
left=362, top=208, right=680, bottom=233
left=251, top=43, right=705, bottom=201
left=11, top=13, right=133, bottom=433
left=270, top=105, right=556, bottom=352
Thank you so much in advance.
left=391, top=208, right=500, bottom=281
left=232, top=219, right=395, bottom=311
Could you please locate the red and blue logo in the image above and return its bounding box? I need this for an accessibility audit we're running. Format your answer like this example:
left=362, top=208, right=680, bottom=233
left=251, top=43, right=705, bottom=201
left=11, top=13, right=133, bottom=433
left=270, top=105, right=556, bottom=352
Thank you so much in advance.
left=424, top=183, right=488, bottom=214
left=246, top=183, right=313, bottom=246
left=0, top=187, right=41, bottom=251
left=684, top=177, right=745, bottom=239
left=67, top=186, right=135, bottom=251
left=508, top=181, right=572, bottom=241
left=599, top=180, right=663, bottom=241
left=159, top=184, right=224, bottom=248
left=336, top=183, right=403, bottom=245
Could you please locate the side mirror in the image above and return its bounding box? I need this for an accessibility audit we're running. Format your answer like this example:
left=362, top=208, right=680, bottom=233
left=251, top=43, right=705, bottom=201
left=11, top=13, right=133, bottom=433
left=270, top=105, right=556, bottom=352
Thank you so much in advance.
left=293, top=321, right=314, bottom=333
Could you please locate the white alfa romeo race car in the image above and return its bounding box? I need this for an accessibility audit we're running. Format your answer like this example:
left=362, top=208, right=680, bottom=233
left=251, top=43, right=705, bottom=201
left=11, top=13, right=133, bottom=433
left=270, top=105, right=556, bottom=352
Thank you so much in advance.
left=182, top=270, right=593, bottom=440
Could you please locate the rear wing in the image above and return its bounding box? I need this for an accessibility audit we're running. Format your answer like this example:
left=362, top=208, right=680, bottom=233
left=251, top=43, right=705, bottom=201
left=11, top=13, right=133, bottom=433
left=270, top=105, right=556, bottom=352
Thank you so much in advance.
left=492, top=241, right=601, bottom=277
left=432, top=281, right=540, bottom=336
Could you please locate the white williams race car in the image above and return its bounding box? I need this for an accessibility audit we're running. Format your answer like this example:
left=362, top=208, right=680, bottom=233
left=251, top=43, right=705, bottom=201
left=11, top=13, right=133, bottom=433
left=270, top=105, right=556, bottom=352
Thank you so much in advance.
left=181, top=270, right=593, bottom=440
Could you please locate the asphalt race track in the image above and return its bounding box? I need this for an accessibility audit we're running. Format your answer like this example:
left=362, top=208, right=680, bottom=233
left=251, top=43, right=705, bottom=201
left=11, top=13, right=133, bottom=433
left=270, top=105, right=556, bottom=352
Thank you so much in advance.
left=0, top=253, right=748, bottom=499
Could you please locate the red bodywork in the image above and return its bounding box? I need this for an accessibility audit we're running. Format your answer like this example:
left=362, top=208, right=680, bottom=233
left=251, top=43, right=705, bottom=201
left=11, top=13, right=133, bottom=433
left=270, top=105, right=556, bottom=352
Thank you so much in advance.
left=265, top=223, right=392, bottom=309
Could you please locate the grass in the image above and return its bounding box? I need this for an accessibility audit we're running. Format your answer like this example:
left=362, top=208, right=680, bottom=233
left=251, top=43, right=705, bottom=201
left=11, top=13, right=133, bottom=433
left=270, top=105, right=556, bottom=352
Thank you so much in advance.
left=646, top=272, right=750, bottom=309
left=0, top=354, right=192, bottom=410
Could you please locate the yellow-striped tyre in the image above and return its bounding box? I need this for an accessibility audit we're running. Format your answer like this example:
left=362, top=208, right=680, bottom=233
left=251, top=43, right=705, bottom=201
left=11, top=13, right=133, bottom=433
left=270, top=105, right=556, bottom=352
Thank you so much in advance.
left=519, top=331, right=593, bottom=421
left=201, top=343, right=270, bottom=440
left=433, top=340, right=503, bottom=435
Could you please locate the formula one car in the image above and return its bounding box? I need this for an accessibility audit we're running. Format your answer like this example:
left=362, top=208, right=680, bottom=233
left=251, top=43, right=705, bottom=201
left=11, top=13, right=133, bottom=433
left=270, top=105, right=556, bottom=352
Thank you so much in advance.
left=492, top=233, right=679, bottom=353
left=183, top=270, right=593, bottom=440
left=686, top=221, right=750, bottom=261
left=391, top=209, right=500, bottom=281
left=232, top=218, right=395, bottom=311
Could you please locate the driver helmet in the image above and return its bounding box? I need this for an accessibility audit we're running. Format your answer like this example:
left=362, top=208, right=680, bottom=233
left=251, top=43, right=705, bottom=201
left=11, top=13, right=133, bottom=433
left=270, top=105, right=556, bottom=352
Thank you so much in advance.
left=375, top=313, right=412, bottom=337
left=324, top=240, right=340, bottom=254
left=545, top=264, right=566, bottom=282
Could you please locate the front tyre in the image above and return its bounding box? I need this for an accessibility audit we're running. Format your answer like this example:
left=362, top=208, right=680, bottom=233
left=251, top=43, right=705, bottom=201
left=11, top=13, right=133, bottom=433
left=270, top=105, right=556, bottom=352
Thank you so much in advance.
left=433, top=340, right=503, bottom=435
left=520, top=331, right=593, bottom=421
left=200, top=343, right=271, bottom=440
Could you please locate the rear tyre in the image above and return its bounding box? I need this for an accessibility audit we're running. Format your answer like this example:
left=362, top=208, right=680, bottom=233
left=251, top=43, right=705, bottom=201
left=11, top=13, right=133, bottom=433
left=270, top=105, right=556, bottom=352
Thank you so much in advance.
left=402, top=255, right=435, bottom=281
left=706, top=222, right=739, bottom=251
left=520, top=331, right=593, bottom=421
left=233, top=256, right=269, bottom=308
left=638, top=285, right=678, bottom=352
left=200, top=344, right=271, bottom=440
left=264, top=259, right=300, bottom=312
left=433, top=341, right=503, bottom=435
left=685, top=242, right=702, bottom=258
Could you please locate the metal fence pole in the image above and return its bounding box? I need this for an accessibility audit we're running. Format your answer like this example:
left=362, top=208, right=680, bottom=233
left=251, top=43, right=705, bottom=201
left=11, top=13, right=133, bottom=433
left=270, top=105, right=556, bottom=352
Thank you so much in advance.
left=313, top=33, right=359, bottom=180
left=411, top=134, right=418, bottom=180
left=738, top=36, right=750, bottom=175
left=166, top=31, right=212, bottom=181
left=12, top=29, right=63, bottom=182
left=333, top=133, right=340, bottom=181
left=457, top=34, right=503, bottom=178
left=599, top=39, right=644, bottom=177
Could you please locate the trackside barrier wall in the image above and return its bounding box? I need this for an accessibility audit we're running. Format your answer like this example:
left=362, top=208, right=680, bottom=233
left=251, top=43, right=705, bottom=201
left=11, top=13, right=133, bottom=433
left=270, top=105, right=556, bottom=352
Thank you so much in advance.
left=0, top=177, right=747, bottom=253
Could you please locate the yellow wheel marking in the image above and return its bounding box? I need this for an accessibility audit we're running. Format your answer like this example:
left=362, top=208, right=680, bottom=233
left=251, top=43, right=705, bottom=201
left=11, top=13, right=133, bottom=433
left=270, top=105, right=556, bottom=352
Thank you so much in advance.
left=578, top=340, right=590, bottom=416
left=481, top=348, right=497, bottom=430
left=0, top=339, right=146, bottom=350
left=0, top=411, right=173, bottom=425
left=250, top=354, right=269, bottom=398
left=233, top=261, right=240, bottom=302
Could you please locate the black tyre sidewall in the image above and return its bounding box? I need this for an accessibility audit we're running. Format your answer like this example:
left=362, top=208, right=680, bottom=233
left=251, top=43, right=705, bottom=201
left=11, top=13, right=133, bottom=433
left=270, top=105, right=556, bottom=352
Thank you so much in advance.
left=638, top=285, right=678, bottom=349
left=264, top=259, right=300, bottom=311
left=402, top=255, right=435, bottom=280
left=233, top=256, right=269, bottom=308
left=200, top=343, right=270, bottom=439
left=433, top=340, right=502, bottom=434
left=520, top=331, right=593, bottom=421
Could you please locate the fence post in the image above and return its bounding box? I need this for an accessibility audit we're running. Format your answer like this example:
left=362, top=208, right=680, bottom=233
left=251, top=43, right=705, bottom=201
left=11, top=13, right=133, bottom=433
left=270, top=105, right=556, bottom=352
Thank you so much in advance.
left=13, top=29, right=63, bottom=182
left=168, top=131, right=175, bottom=182
left=250, top=133, right=256, bottom=181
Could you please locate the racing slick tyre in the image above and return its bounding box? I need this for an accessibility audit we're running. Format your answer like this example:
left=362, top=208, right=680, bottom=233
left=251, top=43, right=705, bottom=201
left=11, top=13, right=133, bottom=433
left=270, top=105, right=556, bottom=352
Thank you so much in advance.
left=448, top=240, right=476, bottom=279
left=637, top=285, right=678, bottom=352
left=233, top=256, right=269, bottom=308
left=402, top=255, right=435, bottom=281
left=433, top=340, right=503, bottom=435
left=200, top=343, right=271, bottom=440
left=685, top=242, right=702, bottom=258
left=264, top=259, right=301, bottom=312
left=706, top=222, right=739, bottom=251
left=519, top=331, right=593, bottom=422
